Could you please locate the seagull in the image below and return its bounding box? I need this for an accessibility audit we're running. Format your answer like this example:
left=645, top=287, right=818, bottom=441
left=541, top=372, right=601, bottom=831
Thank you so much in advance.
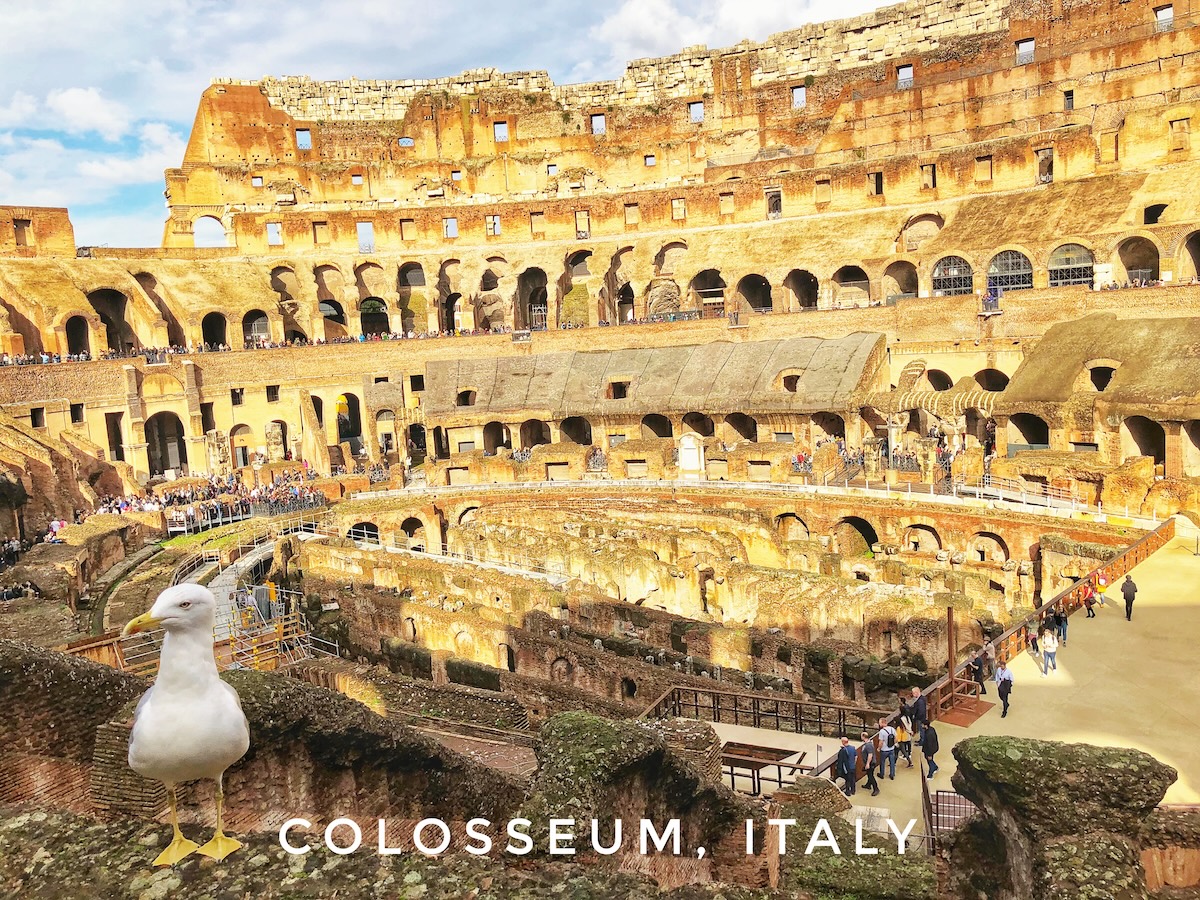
left=122, top=584, right=250, bottom=866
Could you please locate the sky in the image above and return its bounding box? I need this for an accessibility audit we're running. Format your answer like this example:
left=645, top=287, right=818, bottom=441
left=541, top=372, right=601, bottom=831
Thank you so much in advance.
left=0, top=0, right=887, bottom=248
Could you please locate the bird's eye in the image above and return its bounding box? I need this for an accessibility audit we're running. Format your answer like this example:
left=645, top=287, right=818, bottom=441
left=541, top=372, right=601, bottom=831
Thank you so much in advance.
left=179, top=601, right=192, bottom=609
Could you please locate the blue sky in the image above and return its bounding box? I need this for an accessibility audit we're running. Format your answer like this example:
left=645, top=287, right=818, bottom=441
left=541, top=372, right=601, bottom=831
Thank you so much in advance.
left=0, top=0, right=885, bottom=248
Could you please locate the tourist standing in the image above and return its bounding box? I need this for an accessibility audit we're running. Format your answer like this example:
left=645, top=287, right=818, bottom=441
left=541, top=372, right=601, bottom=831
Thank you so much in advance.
left=923, top=723, right=941, bottom=778
left=909, top=686, right=928, bottom=745
left=1041, top=629, right=1059, bottom=676
left=896, top=716, right=914, bottom=767
left=876, top=717, right=897, bottom=780
left=972, top=652, right=988, bottom=696
left=1054, top=606, right=1068, bottom=645
left=995, top=661, right=1014, bottom=718
left=837, top=736, right=859, bottom=796
left=1122, top=575, right=1138, bottom=621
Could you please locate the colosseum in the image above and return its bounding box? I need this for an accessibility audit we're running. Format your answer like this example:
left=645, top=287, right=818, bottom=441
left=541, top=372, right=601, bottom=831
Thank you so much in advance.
left=2, top=0, right=1200, bottom=896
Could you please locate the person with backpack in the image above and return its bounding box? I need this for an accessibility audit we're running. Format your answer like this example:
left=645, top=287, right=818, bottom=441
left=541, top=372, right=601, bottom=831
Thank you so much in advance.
left=876, top=717, right=898, bottom=780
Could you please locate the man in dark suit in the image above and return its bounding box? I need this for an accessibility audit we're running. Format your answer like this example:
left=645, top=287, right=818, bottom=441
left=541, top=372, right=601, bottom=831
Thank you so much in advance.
left=858, top=731, right=881, bottom=797
left=836, top=736, right=859, bottom=795
left=909, top=686, right=928, bottom=744
left=1122, top=575, right=1138, bottom=621
left=923, top=723, right=941, bottom=778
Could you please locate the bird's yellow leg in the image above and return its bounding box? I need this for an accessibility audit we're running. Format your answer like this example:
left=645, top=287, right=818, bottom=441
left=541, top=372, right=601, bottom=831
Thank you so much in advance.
left=197, top=778, right=241, bottom=861
left=153, top=787, right=200, bottom=866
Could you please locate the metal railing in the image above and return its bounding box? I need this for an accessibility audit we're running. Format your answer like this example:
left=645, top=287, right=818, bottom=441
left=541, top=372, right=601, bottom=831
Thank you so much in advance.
left=641, top=685, right=890, bottom=739
left=952, top=474, right=1086, bottom=509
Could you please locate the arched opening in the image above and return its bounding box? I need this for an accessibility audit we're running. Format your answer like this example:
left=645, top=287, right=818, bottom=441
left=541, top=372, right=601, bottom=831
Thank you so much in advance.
left=903, top=524, right=942, bottom=553
left=725, top=413, right=758, bottom=442
left=1121, top=415, right=1165, bottom=465
left=615, top=283, right=635, bottom=323
left=783, top=269, right=819, bottom=309
left=517, top=268, right=548, bottom=331
left=500, top=643, right=517, bottom=673
left=811, top=412, right=845, bottom=440
left=519, top=419, right=550, bottom=450
left=834, top=516, right=878, bottom=557
left=775, top=513, right=810, bottom=542
left=319, top=299, right=347, bottom=341
left=229, top=423, right=254, bottom=468
left=201, top=312, right=228, bottom=347
left=360, top=298, right=389, bottom=335
left=432, top=426, right=449, bottom=459
left=641, top=414, right=673, bottom=439
left=975, top=368, right=1010, bottom=391
left=285, top=328, right=307, bottom=343
left=621, top=678, right=638, bottom=699
left=1088, top=364, right=1116, bottom=391
left=348, top=522, right=380, bottom=544
left=1116, top=237, right=1160, bottom=282
left=925, top=370, right=953, bottom=391
left=971, top=531, right=1010, bottom=563
left=689, top=269, right=727, bottom=317
left=375, top=410, right=394, bottom=455
left=736, top=274, right=773, bottom=312
left=456, top=390, right=477, bottom=408
left=458, top=506, right=480, bottom=525
left=1144, top=203, right=1168, bottom=225
left=549, top=657, right=574, bottom=683
left=192, top=216, right=227, bottom=248
left=560, top=416, right=593, bottom=445
left=400, top=517, right=426, bottom=551
left=483, top=421, right=510, bottom=454
left=1048, top=243, right=1094, bottom=287
left=408, top=423, right=427, bottom=456
left=568, top=250, right=592, bottom=277
left=682, top=412, right=715, bottom=437
left=87, top=289, right=137, bottom=353
left=242, top=309, right=270, bottom=346
left=442, top=292, right=462, bottom=332
left=987, top=250, right=1034, bottom=292
left=145, top=411, right=188, bottom=477
left=335, top=393, right=362, bottom=443
left=65, top=316, right=90, bottom=356
left=312, top=396, right=324, bottom=428
left=654, top=241, right=687, bottom=276
left=932, top=256, right=974, bottom=297
left=832, top=265, right=870, bottom=304
left=1008, top=413, right=1050, bottom=449
left=883, top=261, right=918, bottom=299
left=1180, top=231, right=1200, bottom=281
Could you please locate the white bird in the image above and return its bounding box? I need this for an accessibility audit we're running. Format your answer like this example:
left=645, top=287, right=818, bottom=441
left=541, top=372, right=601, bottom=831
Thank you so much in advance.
left=122, top=584, right=250, bottom=866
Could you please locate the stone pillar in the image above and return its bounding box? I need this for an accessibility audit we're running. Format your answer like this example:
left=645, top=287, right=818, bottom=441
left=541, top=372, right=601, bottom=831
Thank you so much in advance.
left=916, top=437, right=941, bottom=484
left=945, top=413, right=968, bottom=452
left=1163, top=421, right=1184, bottom=479
left=863, top=435, right=883, bottom=480
left=886, top=412, right=907, bottom=455
left=993, top=415, right=1010, bottom=458
left=206, top=430, right=231, bottom=477
left=265, top=421, right=286, bottom=463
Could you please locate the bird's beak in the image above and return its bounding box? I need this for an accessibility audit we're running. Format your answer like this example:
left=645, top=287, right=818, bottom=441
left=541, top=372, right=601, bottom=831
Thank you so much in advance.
left=122, top=612, right=163, bottom=637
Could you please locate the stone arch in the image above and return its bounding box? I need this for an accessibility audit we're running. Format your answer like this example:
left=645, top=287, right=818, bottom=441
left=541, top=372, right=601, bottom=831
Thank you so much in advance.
left=65, top=315, right=91, bottom=355
left=145, top=411, right=188, bottom=476
left=359, top=297, right=390, bottom=335
left=641, top=414, right=673, bottom=439
left=519, top=418, right=551, bottom=449
left=783, top=269, right=818, bottom=309
left=133, top=272, right=186, bottom=347
left=775, top=513, right=810, bottom=541
left=1121, top=415, right=1165, bottom=464
left=86, top=289, right=138, bottom=353
left=483, top=421, right=510, bottom=454
left=970, top=531, right=1010, bottom=563
left=567, top=250, right=592, bottom=276
left=1114, top=235, right=1161, bottom=282
left=229, top=423, right=255, bottom=468
left=319, top=299, right=348, bottom=340
left=923, top=369, right=953, bottom=391
left=899, top=213, right=943, bottom=251
left=834, top=516, right=878, bottom=557
left=832, top=265, right=870, bottom=305
left=602, top=246, right=635, bottom=323
left=1048, top=243, right=1095, bottom=287
left=456, top=390, right=477, bottom=408
left=400, top=516, right=427, bottom=550
left=724, top=413, right=758, bottom=442
left=192, top=215, right=227, bottom=248
left=688, top=269, right=726, bottom=316
left=811, top=412, right=845, bottom=440
left=987, top=249, right=1034, bottom=292
left=201, top=311, right=228, bottom=347
left=517, top=268, right=548, bottom=331
left=681, top=411, right=715, bottom=437
left=734, top=274, right=773, bottom=312
left=883, top=260, right=918, bottom=298
left=549, top=657, right=574, bottom=682
left=355, top=261, right=389, bottom=301
left=903, top=523, right=942, bottom=553
left=1176, top=230, right=1200, bottom=281
left=1008, top=413, right=1049, bottom=447
left=559, top=416, right=593, bottom=445
left=654, top=241, right=687, bottom=276
left=975, top=368, right=1010, bottom=391
left=336, top=393, right=362, bottom=442
left=348, top=521, right=381, bottom=544
left=931, top=255, right=975, bottom=297
left=242, top=309, right=270, bottom=346
left=457, top=505, right=480, bottom=525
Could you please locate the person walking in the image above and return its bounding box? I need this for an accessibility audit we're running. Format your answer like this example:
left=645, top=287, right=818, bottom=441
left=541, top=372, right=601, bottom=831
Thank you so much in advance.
left=876, top=717, right=897, bottom=780
left=1083, top=583, right=1097, bottom=618
left=837, top=736, right=859, bottom=796
left=972, top=651, right=988, bottom=696
left=896, top=716, right=914, bottom=768
left=923, top=723, right=941, bottom=778
left=1054, top=606, right=1069, bottom=645
left=858, top=731, right=881, bottom=797
left=995, top=660, right=1014, bottom=717
left=1097, top=573, right=1109, bottom=607
left=1122, top=575, right=1138, bottom=621
left=1041, top=628, right=1059, bottom=676
left=909, top=686, right=928, bottom=745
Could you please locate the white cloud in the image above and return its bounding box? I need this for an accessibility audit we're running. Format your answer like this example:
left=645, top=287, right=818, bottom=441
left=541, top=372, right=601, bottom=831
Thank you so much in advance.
left=45, top=87, right=133, bottom=141
left=78, top=122, right=185, bottom=186
left=0, top=92, right=38, bottom=129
